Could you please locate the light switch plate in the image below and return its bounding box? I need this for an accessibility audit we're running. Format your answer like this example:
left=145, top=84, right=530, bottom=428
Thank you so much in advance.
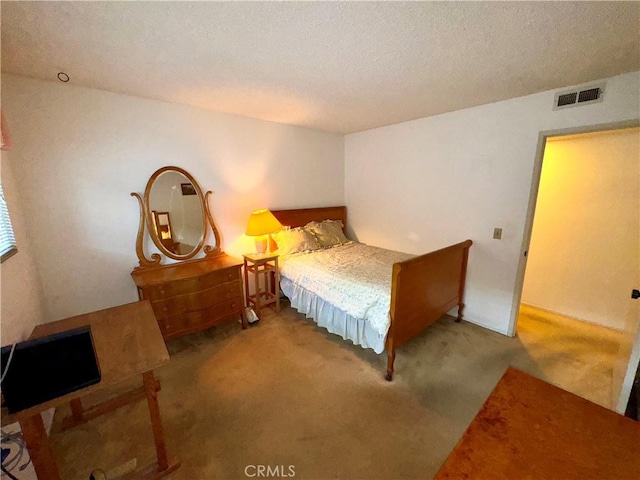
left=493, top=228, right=503, bottom=240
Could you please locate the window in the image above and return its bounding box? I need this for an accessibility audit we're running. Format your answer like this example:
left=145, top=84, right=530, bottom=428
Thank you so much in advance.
left=0, top=184, right=17, bottom=262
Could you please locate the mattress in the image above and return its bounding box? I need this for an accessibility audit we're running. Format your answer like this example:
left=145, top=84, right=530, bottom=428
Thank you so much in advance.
left=279, top=242, right=413, bottom=353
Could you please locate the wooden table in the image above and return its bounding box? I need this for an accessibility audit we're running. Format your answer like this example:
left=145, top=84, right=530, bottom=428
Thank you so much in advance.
left=1, top=301, right=180, bottom=480
left=243, top=252, right=280, bottom=319
left=436, top=367, right=640, bottom=479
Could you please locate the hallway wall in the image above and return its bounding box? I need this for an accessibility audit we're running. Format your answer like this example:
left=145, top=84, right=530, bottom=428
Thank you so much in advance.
left=521, top=128, right=640, bottom=332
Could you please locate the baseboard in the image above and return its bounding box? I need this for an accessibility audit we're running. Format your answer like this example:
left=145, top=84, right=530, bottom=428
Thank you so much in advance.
left=520, top=303, right=626, bottom=333
left=461, top=316, right=511, bottom=337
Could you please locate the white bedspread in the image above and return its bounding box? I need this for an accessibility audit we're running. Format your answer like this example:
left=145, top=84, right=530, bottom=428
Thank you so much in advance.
left=280, top=243, right=413, bottom=336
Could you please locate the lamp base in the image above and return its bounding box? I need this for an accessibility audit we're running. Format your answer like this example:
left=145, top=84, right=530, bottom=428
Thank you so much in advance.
left=254, top=236, right=267, bottom=254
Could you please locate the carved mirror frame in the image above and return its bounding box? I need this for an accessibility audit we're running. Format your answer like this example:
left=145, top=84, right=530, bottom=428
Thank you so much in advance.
left=131, top=166, right=223, bottom=269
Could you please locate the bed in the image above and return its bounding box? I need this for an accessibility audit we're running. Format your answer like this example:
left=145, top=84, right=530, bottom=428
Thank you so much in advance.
left=271, top=206, right=472, bottom=381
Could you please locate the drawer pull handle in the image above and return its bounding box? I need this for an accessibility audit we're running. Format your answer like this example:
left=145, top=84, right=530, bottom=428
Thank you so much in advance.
left=160, top=289, right=166, bottom=295
left=162, top=306, right=168, bottom=312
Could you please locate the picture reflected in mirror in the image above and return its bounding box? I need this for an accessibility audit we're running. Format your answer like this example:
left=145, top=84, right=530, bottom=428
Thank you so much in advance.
left=148, top=171, right=205, bottom=257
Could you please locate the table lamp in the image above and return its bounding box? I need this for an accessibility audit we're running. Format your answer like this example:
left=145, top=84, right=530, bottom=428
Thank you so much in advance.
left=245, top=209, right=282, bottom=254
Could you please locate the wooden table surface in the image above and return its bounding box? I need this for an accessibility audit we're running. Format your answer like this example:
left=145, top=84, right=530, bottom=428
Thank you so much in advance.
left=436, top=367, right=640, bottom=479
left=2, top=300, right=169, bottom=424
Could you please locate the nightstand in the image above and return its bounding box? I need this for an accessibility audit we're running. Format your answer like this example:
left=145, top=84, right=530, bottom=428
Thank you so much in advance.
left=243, top=252, right=280, bottom=319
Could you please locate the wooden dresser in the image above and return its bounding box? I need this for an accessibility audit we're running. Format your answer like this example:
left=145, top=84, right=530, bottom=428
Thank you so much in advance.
left=131, top=255, right=246, bottom=340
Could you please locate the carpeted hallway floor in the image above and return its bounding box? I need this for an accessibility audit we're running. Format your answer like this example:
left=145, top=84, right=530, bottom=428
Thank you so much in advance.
left=50, top=302, right=631, bottom=480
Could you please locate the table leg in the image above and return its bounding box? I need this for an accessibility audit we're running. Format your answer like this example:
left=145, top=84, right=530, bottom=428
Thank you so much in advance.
left=70, top=398, right=84, bottom=422
left=253, top=262, right=261, bottom=319
left=274, top=257, right=280, bottom=313
left=143, top=371, right=169, bottom=472
left=243, top=258, right=250, bottom=308
left=20, top=413, right=61, bottom=480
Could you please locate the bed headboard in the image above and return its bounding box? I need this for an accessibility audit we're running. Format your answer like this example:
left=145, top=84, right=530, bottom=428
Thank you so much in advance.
left=271, top=206, right=347, bottom=230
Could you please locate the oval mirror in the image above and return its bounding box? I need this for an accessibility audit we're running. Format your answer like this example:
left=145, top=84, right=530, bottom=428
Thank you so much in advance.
left=144, top=167, right=206, bottom=260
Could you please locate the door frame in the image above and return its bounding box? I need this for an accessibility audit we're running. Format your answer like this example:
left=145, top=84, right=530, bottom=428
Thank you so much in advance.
left=508, top=118, right=640, bottom=337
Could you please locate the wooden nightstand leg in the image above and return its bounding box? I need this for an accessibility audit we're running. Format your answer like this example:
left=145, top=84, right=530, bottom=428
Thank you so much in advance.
left=275, top=257, right=280, bottom=313
left=243, top=258, right=250, bottom=308
left=240, top=304, right=248, bottom=329
left=253, top=262, right=261, bottom=319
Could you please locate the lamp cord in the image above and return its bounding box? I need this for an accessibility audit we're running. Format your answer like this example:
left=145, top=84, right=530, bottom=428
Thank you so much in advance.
left=0, top=343, right=17, bottom=385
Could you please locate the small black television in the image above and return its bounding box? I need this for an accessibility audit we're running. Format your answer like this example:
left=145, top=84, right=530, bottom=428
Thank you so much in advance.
left=1, top=326, right=101, bottom=413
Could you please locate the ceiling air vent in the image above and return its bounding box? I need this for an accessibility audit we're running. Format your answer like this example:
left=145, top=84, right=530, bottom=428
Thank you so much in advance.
left=553, top=83, right=605, bottom=110
left=578, top=87, right=601, bottom=103
left=557, top=92, right=577, bottom=107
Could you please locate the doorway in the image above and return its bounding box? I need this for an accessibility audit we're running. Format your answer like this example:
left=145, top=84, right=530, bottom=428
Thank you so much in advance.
left=512, top=123, right=640, bottom=410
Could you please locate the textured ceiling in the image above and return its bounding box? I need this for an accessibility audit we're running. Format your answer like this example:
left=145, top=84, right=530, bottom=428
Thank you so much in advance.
left=2, top=2, right=639, bottom=134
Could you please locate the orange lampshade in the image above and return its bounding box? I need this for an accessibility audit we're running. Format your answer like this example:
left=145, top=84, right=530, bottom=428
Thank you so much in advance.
left=245, top=209, right=282, bottom=237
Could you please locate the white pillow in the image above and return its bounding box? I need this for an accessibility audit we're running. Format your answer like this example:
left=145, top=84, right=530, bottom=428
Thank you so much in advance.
left=272, top=227, right=320, bottom=256
left=305, top=220, right=349, bottom=248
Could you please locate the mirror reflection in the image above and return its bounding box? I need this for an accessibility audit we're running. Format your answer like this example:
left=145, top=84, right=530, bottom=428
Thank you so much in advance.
left=148, top=171, right=205, bottom=256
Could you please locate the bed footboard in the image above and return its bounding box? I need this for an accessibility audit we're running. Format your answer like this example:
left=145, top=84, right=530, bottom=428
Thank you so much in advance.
left=385, top=239, right=472, bottom=380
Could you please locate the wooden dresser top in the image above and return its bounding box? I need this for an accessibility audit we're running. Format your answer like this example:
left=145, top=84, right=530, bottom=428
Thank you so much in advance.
left=131, top=254, right=242, bottom=287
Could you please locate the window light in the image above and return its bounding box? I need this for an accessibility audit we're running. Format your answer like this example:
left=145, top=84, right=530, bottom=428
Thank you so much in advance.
left=0, top=184, right=17, bottom=262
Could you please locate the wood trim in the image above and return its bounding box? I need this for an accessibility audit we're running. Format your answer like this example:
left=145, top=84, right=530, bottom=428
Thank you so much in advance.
left=271, top=205, right=346, bottom=230
left=270, top=205, right=347, bottom=251
left=203, top=191, right=223, bottom=257
left=386, top=239, right=472, bottom=379
left=131, top=192, right=162, bottom=268
left=142, top=166, right=207, bottom=261
left=0, top=246, right=18, bottom=263
left=132, top=166, right=225, bottom=269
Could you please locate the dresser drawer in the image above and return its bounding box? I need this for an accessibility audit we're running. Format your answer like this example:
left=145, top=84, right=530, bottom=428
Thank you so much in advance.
left=142, top=266, right=241, bottom=301
left=159, top=296, right=243, bottom=338
left=151, top=281, right=241, bottom=319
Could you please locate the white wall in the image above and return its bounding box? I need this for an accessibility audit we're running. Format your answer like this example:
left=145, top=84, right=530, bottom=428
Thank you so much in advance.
left=522, top=129, right=639, bottom=332
left=0, top=151, right=46, bottom=345
left=345, top=71, right=640, bottom=335
left=1, top=74, right=344, bottom=322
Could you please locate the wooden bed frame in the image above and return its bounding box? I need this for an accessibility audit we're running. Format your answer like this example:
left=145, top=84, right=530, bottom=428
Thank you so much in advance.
left=271, top=206, right=472, bottom=381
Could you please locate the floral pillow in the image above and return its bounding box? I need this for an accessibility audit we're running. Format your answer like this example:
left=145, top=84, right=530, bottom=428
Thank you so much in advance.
left=272, top=227, right=320, bottom=256
left=304, top=220, right=349, bottom=248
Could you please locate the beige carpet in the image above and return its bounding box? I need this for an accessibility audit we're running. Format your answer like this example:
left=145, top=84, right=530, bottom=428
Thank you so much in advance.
left=50, top=303, right=629, bottom=479
left=517, top=304, right=632, bottom=409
